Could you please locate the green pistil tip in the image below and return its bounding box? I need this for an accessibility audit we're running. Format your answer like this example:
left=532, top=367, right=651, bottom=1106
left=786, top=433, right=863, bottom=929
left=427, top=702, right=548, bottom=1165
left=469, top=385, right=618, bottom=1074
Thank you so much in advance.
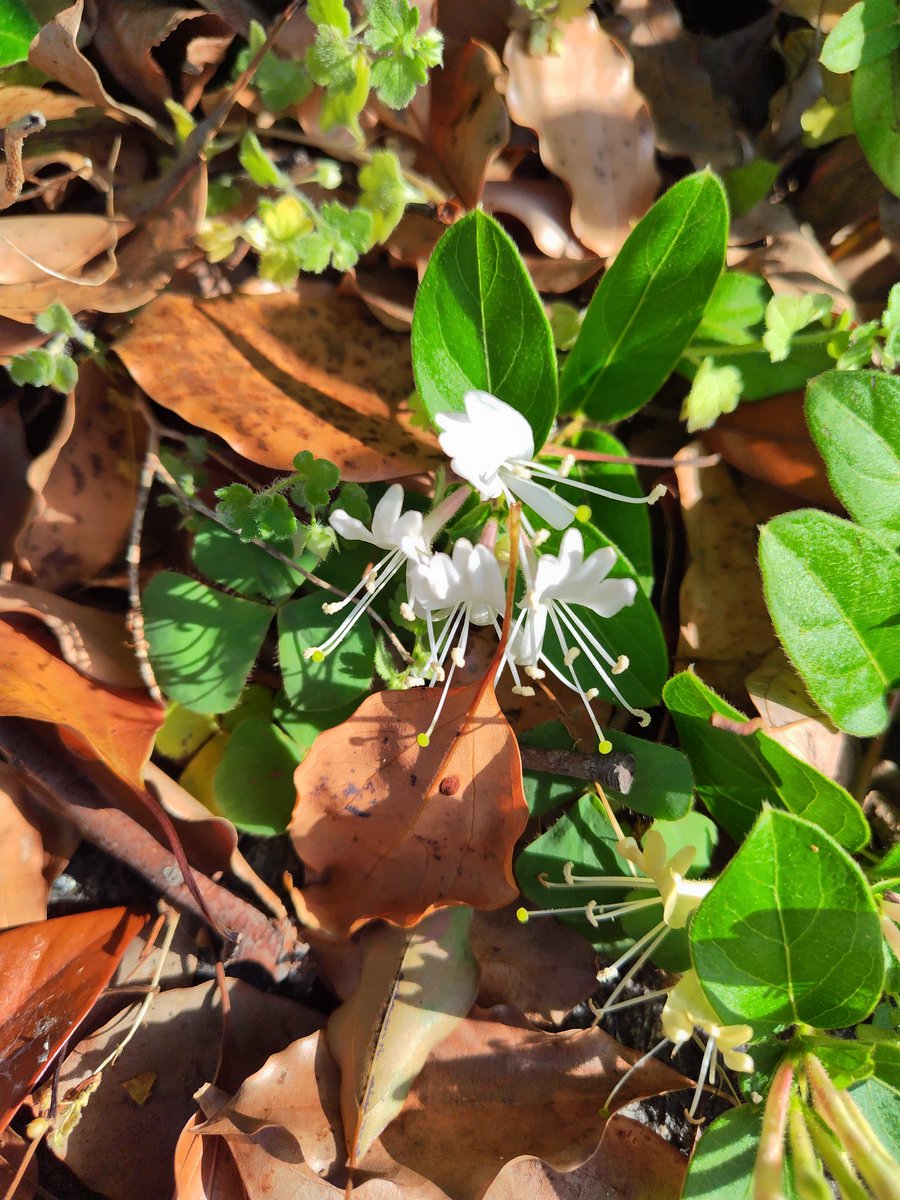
left=598, top=739, right=613, bottom=755
left=416, top=732, right=430, bottom=748
left=516, top=907, right=530, bottom=924
left=574, top=503, right=592, bottom=524
left=311, top=649, right=325, bottom=663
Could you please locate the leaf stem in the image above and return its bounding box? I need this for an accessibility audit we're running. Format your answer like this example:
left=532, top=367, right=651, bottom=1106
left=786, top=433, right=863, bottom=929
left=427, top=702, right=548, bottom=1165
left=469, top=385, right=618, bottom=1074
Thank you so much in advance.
left=684, top=329, right=832, bottom=361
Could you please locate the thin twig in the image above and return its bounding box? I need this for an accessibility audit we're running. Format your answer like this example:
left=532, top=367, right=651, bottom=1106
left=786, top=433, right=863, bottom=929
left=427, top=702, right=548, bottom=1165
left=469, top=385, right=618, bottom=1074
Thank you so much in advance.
left=126, top=428, right=163, bottom=701
left=519, top=745, right=635, bottom=794
left=1, top=112, right=47, bottom=211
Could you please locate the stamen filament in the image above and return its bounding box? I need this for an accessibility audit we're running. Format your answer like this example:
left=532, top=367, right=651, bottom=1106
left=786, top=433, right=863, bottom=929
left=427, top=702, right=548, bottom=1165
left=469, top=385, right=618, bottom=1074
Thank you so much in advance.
left=686, top=1036, right=717, bottom=1120
left=601, top=1037, right=669, bottom=1115
left=511, top=460, right=665, bottom=506
left=312, top=550, right=406, bottom=657
left=595, top=921, right=669, bottom=1008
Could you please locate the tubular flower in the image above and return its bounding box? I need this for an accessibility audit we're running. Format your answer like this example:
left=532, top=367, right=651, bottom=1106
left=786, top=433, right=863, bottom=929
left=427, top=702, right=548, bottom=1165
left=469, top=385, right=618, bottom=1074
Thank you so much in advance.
left=305, top=484, right=433, bottom=662
left=879, top=895, right=900, bottom=959
left=507, top=528, right=644, bottom=751
left=434, top=390, right=665, bottom=532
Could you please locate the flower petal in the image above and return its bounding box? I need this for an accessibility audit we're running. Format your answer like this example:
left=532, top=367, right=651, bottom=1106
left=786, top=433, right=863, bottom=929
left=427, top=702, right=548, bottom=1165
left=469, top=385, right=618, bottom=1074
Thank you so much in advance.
left=504, top=473, right=574, bottom=529
left=329, top=509, right=378, bottom=545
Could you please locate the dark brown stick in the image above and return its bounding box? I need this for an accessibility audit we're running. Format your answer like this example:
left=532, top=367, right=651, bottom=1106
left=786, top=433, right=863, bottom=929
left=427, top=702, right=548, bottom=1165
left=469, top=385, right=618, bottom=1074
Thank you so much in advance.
left=0, top=719, right=302, bottom=980
left=519, top=745, right=635, bottom=795
left=1, top=112, right=46, bottom=211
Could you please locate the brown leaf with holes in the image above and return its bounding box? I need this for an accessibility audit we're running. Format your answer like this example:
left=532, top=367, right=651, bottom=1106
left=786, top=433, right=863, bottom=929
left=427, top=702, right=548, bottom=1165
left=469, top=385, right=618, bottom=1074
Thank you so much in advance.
left=15, top=360, right=147, bottom=590
left=0, top=907, right=145, bottom=1135
left=115, top=288, right=440, bottom=480
left=480, top=1115, right=687, bottom=1200
left=0, top=619, right=163, bottom=790
left=290, top=677, right=528, bottom=938
left=504, top=13, right=659, bottom=257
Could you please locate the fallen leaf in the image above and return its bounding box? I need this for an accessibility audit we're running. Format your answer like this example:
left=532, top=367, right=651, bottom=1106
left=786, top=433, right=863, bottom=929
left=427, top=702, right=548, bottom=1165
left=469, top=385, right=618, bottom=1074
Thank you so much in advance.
left=504, top=14, right=659, bottom=257
left=291, top=678, right=529, bottom=937
left=730, top=202, right=852, bottom=306
left=115, top=288, right=440, bottom=480
left=704, top=392, right=838, bottom=507
left=480, top=1115, right=687, bottom=1200
left=328, top=908, right=480, bottom=1165
left=0, top=402, right=32, bottom=564
left=615, top=0, right=739, bottom=168
left=0, top=618, right=163, bottom=790
left=380, top=1010, right=689, bottom=1200
left=0, top=1127, right=38, bottom=1200
left=0, top=763, right=52, bottom=929
left=485, top=179, right=590, bottom=259
left=674, top=442, right=779, bottom=697
left=15, top=361, right=147, bottom=590
left=28, top=0, right=156, bottom=129
left=0, top=85, right=94, bottom=125
left=53, top=979, right=322, bottom=1200
left=91, top=2, right=233, bottom=114
left=0, top=581, right=143, bottom=689
left=173, top=1111, right=246, bottom=1200
left=0, top=213, right=121, bottom=285
left=469, top=904, right=596, bottom=1024
left=0, top=907, right=145, bottom=1135
left=419, top=38, right=509, bottom=208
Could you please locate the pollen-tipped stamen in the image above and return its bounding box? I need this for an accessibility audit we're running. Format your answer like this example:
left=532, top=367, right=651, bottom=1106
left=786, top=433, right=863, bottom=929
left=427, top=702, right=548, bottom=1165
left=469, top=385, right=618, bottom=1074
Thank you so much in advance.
left=594, top=921, right=670, bottom=1011
left=306, top=549, right=407, bottom=660
left=508, top=459, right=667, bottom=507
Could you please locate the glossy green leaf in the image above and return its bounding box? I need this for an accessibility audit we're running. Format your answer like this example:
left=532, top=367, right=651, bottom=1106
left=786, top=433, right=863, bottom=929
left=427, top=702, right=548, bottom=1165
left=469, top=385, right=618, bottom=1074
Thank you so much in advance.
left=411, top=210, right=558, bottom=447
left=214, top=718, right=302, bottom=835
left=0, top=0, right=38, bottom=67
left=722, top=158, right=779, bottom=218
left=681, top=1104, right=799, bottom=1200
left=191, top=520, right=304, bottom=602
left=678, top=339, right=833, bottom=402
left=852, top=47, right=900, bottom=196
left=759, top=510, right=900, bottom=736
left=560, top=172, right=728, bottom=421
left=278, top=594, right=374, bottom=711
left=605, top=730, right=693, bottom=821
left=535, top=519, right=668, bottom=710
left=664, top=671, right=869, bottom=850
left=693, top=271, right=770, bottom=346
left=691, top=810, right=884, bottom=1037
left=821, top=0, right=900, bottom=72
left=143, top=572, right=272, bottom=714
left=849, top=1076, right=900, bottom=1160
left=805, top=370, right=900, bottom=549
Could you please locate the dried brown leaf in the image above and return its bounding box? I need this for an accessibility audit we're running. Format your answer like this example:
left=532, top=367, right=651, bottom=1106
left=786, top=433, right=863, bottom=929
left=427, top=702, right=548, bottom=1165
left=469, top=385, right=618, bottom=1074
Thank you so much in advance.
left=0, top=85, right=94, bottom=125
left=504, top=14, right=659, bottom=257
left=291, top=678, right=529, bottom=937
left=115, top=288, right=439, bottom=479
left=0, top=213, right=121, bottom=285
left=0, top=763, right=51, bottom=929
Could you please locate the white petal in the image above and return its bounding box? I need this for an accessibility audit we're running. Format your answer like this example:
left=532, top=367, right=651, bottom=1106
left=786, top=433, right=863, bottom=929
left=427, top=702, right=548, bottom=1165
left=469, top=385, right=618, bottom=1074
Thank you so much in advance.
left=370, top=484, right=405, bottom=544
left=328, top=509, right=377, bottom=545
left=504, top=473, right=574, bottom=530
left=587, top=578, right=637, bottom=618
left=462, top=391, right=535, bottom=460
left=513, top=609, right=547, bottom=665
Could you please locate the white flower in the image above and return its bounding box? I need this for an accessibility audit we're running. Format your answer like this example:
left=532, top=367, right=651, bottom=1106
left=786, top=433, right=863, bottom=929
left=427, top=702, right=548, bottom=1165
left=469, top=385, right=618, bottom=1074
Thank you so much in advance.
left=435, top=390, right=665, bottom=532
left=504, top=528, right=643, bottom=751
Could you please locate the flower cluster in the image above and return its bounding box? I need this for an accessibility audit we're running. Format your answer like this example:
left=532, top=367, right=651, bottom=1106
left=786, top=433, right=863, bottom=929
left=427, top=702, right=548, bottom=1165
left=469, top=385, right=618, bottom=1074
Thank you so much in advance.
left=304, top=389, right=664, bottom=750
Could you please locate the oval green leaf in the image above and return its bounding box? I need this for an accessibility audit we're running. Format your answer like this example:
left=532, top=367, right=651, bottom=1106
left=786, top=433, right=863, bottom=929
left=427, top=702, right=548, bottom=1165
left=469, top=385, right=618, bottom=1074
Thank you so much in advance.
left=143, top=572, right=272, bottom=714
left=759, top=510, right=900, bottom=736
left=191, top=519, right=305, bottom=601
left=691, top=810, right=884, bottom=1037
left=0, top=0, right=39, bottom=68
left=411, top=210, right=558, bottom=447
left=561, top=171, right=728, bottom=421
left=851, top=47, right=900, bottom=196
left=278, top=593, right=374, bottom=711
left=664, top=671, right=869, bottom=851
left=214, top=717, right=302, bottom=835
left=805, top=370, right=900, bottom=549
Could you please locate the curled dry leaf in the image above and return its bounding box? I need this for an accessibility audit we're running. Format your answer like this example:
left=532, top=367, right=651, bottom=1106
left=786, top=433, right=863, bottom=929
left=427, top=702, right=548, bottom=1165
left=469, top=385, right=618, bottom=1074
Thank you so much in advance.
left=328, top=908, right=480, bottom=1166
left=0, top=907, right=145, bottom=1135
left=53, top=979, right=322, bottom=1200
left=173, top=1111, right=246, bottom=1200
left=615, top=0, right=739, bottom=168
left=90, top=1, right=234, bottom=114
left=0, top=213, right=121, bottom=285
left=469, top=904, right=596, bottom=1024
left=15, top=361, right=147, bottom=591
left=729, top=202, right=852, bottom=306
left=480, top=1114, right=687, bottom=1200
left=290, top=678, right=529, bottom=937
left=115, top=289, right=440, bottom=480
left=0, top=85, right=94, bottom=126
left=704, top=392, right=838, bottom=508
left=0, top=619, right=163, bottom=790
left=673, top=442, right=778, bottom=699
left=0, top=581, right=143, bottom=690
left=503, top=13, right=659, bottom=257
left=484, top=179, right=590, bottom=260
left=379, top=1010, right=690, bottom=1200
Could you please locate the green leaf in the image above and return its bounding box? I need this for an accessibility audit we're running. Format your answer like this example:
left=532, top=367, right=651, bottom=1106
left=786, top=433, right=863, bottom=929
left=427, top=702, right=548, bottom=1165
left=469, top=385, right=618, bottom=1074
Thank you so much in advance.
left=370, top=50, right=426, bottom=108
left=681, top=357, right=743, bottom=432
left=849, top=1076, right=900, bottom=1160
left=694, top=272, right=771, bottom=346
left=240, top=21, right=313, bottom=111
left=50, top=356, right=78, bottom=395
left=214, top=718, right=302, bottom=834
left=364, top=0, right=418, bottom=51
left=606, top=731, right=694, bottom=821
left=34, top=302, right=81, bottom=340
left=691, top=810, right=885, bottom=1038
left=852, top=47, right=900, bottom=196
left=554, top=430, right=654, bottom=595
left=358, top=149, right=424, bottom=242
left=309, top=0, right=352, bottom=35
left=238, top=129, right=287, bottom=188
left=533, top=519, right=668, bottom=710
left=278, top=594, right=374, bottom=711
left=191, top=520, right=303, bottom=602
left=882, top=281, right=900, bottom=361
left=143, top=573, right=272, bottom=714
left=560, top=172, right=728, bottom=421
left=664, top=671, right=870, bottom=850
left=8, top=348, right=56, bottom=387
left=0, top=0, right=38, bottom=68
left=759, top=510, right=900, bottom=736
left=762, top=294, right=833, bottom=362
left=290, top=449, right=341, bottom=511
left=805, top=370, right=900, bottom=549
left=721, top=158, right=779, bottom=217
left=518, top=722, right=582, bottom=818
left=411, top=210, right=558, bottom=449
left=681, top=1104, right=799, bottom=1200
left=274, top=692, right=358, bottom=757
left=821, top=0, right=900, bottom=72
left=298, top=201, right=374, bottom=272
